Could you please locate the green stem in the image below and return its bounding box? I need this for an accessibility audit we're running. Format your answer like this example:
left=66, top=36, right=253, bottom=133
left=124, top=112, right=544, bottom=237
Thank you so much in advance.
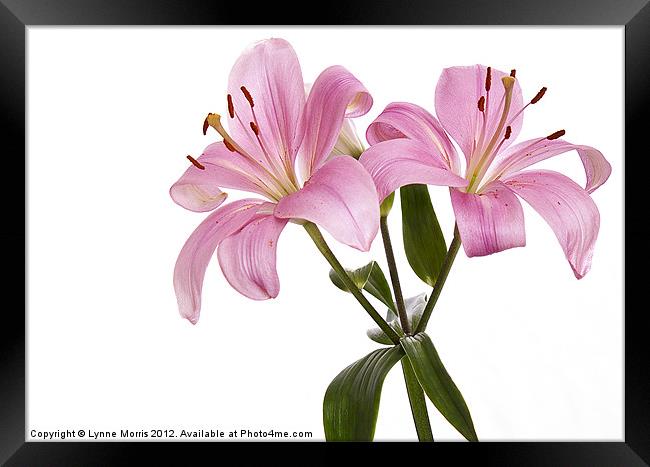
left=401, top=359, right=434, bottom=442
left=303, top=222, right=401, bottom=345
left=379, top=216, right=411, bottom=335
left=379, top=213, right=433, bottom=441
left=415, top=223, right=462, bottom=334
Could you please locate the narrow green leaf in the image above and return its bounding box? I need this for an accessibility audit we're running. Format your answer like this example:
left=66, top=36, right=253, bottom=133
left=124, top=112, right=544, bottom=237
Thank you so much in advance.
left=401, top=358, right=434, bottom=442
left=329, top=261, right=396, bottom=312
left=401, top=184, right=447, bottom=287
left=323, top=346, right=404, bottom=441
left=367, top=293, right=427, bottom=345
left=400, top=332, right=478, bottom=441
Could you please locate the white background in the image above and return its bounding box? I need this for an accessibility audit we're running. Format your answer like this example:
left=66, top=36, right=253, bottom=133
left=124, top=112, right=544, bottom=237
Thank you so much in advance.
left=27, top=27, right=624, bottom=441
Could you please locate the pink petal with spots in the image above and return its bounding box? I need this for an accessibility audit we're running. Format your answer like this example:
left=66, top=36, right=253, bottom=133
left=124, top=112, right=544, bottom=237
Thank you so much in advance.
left=173, top=199, right=265, bottom=323
left=217, top=210, right=289, bottom=300
left=451, top=181, right=526, bottom=257
left=504, top=170, right=600, bottom=278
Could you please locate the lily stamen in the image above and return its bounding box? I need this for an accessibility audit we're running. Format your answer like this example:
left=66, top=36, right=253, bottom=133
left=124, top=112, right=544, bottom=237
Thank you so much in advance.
left=487, top=130, right=568, bottom=185
left=506, top=86, right=548, bottom=128
left=227, top=94, right=235, bottom=119
left=531, top=87, right=547, bottom=104
left=223, top=139, right=237, bottom=152
left=247, top=89, right=300, bottom=191
left=479, top=67, right=492, bottom=151
left=471, top=76, right=516, bottom=185
left=225, top=88, right=301, bottom=194
left=546, top=129, right=565, bottom=140
left=250, top=115, right=295, bottom=190
left=203, top=112, right=290, bottom=199
left=204, top=113, right=246, bottom=154
left=243, top=90, right=300, bottom=192
left=186, top=155, right=205, bottom=170
left=491, top=125, right=512, bottom=158
left=241, top=86, right=254, bottom=108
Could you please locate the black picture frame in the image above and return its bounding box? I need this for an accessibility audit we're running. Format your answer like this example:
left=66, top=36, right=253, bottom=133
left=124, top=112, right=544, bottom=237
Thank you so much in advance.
left=2, top=0, right=645, bottom=464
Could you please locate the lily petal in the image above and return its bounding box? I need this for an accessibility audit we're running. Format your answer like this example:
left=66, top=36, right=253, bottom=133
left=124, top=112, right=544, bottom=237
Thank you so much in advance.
left=169, top=142, right=282, bottom=211
left=451, top=181, right=526, bottom=257
left=435, top=65, right=523, bottom=166
left=173, top=199, right=265, bottom=323
left=359, top=139, right=468, bottom=203
left=503, top=170, right=600, bottom=278
left=217, top=210, right=288, bottom=300
left=169, top=163, right=228, bottom=213
left=488, top=138, right=612, bottom=194
left=366, top=102, right=460, bottom=173
left=297, top=65, right=372, bottom=179
left=307, top=83, right=366, bottom=160
left=228, top=38, right=305, bottom=167
left=275, top=157, right=379, bottom=251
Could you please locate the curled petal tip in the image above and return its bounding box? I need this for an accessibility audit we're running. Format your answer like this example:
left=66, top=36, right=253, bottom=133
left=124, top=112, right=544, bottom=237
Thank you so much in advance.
left=355, top=234, right=375, bottom=252
left=571, top=264, right=590, bottom=280
left=187, top=316, right=199, bottom=325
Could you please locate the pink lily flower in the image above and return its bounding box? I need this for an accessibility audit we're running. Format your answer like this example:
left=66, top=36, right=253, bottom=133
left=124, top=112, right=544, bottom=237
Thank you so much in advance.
left=170, top=38, right=379, bottom=323
left=360, top=65, right=611, bottom=278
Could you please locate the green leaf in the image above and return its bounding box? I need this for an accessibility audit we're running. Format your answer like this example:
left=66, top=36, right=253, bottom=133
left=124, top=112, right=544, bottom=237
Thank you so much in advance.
left=329, top=261, right=396, bottom=312
left=400, top=332, right=478, bottom=442
left=401, top=184, right=447, bottom=287
left=367, top=321, right=403, bottom=346
left=367, top=293, right=427, bottom=345
left=329, top=262, right=371, bottom=291
left=401, top=358, right=434, bottom=441
left=323, top=346, right=404, bottom=441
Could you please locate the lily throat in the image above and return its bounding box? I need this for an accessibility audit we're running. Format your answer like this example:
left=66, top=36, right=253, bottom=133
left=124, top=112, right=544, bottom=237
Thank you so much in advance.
left=202, top=86, right=301, bottom=201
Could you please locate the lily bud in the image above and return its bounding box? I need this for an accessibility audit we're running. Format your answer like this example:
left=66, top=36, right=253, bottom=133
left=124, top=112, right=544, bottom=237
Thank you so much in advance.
left=330, top=118, right=365, bottom=159
left=380, top=192, right=395, bottom=217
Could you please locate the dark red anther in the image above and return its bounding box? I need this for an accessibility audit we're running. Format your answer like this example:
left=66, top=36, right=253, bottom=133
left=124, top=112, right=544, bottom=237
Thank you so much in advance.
left=241, top=86, right=254, bottom=107
left=531, top=87, right=547, bottom=104
left=202, top=115, right=210, bottom=135
left=223, top=139, right=236, bottom=152
left=485, top=66, right=492, bottom=91
left=227, top=94, right=235, bottom=118
left=510, top=69, right=517, bottom=77
left=477, top=95, right=485, bottom=112
left=546, top=129, right=566, bottom=140
left=504, top=126, right=512, bottom=139
left=187, top=155, right=205, bottom=170
left=250, top=121, right=259, bottom=135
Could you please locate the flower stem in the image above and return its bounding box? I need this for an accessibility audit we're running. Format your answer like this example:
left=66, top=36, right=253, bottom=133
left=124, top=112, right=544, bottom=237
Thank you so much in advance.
left=378, top=214, right=433, bottom=441
left=303, top=222, right=401, bottom=345
left=401, top=358, right=434, bottom=442
left=414, top=223, right=462, bottom=334
left=379, top=216, right=411, bottom=335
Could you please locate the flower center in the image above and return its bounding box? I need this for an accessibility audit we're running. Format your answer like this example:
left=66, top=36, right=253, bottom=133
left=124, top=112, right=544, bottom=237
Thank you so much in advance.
left=201, top=86, right=300, bottom=202
left=465, top=66, right=549, bottom=193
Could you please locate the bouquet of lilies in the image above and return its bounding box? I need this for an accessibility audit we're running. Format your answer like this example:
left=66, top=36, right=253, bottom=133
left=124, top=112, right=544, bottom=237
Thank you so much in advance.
left=169, top=38, right=611, bottom=441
